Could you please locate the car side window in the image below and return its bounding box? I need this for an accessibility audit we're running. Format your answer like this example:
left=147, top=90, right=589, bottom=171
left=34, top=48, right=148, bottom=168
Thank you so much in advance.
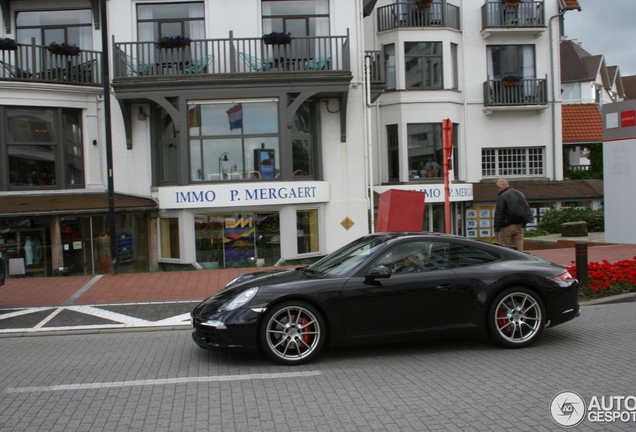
left=447, top=244, right=500, bottom=268
left=370, top=241, right=451, bottom=274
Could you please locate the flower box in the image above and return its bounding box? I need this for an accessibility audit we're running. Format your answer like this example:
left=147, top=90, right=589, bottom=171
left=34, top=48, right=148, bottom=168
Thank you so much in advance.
left=0, top=38, right=18, bottom=51
left=502, top=75, right=522, bottom=85
left=155, top=36, right=192, bottom=49
left=503, top=1, right=521, bottom=6
left=262, top=32, right=292, bottom=45
left=46, top=42, right=81, bottom=56
left=416, top=0, right=433, bottom=7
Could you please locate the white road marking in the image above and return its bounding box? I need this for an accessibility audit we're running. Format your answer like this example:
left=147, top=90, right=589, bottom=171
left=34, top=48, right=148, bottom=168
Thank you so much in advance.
left=6, top=371, right=323, bottom=393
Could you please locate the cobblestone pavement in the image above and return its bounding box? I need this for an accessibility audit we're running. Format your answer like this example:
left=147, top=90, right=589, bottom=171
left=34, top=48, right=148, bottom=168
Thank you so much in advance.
left=0, top=302, right=634, bottom=431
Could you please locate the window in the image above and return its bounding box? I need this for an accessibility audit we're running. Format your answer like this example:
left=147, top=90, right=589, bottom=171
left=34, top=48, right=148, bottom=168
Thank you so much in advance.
left=387, top=124, right=399, bottom=182
left=160, top=217, right=180, bottom=259
left=262, top=1, right=330, bottom=37
left=451, top=43, right=458, bottom=90
left=447, top=244, right=500, bottom=268
left=297, top=209, right=318, bottom=254
left=384, top=44, right=396, bottom=91
left=137, top=2, right=205, bottom=41
left=487, top=45, right=535, bottom=81
left=2, top=107, right=84, bottom=190
left=405, top=42, right=442, bottom=90
left=195, top=212, right=281, bottom=268
left=188, top=99, right=279, bottom=181
left=481, top=148, right=544, bottom=177
left=16, top=10, right=93, bottom=47
left=406, top=123, right=458, bottom=180
left=186, top=99, right=317, bottom=183
left=370, top=241, right=452, bottom=273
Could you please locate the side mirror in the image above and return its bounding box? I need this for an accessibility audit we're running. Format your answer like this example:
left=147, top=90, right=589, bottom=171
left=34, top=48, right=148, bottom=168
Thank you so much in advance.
left=365, top=265, right=391, bottom=280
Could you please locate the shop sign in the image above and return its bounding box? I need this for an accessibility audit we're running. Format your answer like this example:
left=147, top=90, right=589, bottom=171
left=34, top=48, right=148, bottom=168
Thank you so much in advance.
left=157, top=181, right=330, bottom=209
left=373, top=183, right=473, bottom=203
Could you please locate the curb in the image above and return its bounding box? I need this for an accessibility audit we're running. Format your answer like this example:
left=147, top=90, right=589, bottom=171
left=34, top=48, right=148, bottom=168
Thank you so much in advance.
left=579, top=292, right=636, bottom=306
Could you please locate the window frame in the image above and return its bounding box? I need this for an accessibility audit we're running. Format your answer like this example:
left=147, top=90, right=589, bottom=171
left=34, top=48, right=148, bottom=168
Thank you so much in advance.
left=1, top=106, right=85, bottom=191
left=404, top=42, right=443, bottom=90
left=481, top=147, right=545, bottom=178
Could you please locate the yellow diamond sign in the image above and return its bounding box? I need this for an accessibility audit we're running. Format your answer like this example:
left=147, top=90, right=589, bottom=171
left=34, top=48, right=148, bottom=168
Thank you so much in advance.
left=340, top=217, right=355, bottom=230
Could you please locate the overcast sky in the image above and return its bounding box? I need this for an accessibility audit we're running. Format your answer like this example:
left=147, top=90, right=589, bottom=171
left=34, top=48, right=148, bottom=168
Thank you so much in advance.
left=562, top=0, right=636, bottom=77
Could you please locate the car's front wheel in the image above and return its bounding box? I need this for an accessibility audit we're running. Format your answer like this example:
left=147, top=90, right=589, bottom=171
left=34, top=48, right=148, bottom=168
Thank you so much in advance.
left=487, top=287, right=545, bottom=348
left=259, top=301, right=325, bottom=365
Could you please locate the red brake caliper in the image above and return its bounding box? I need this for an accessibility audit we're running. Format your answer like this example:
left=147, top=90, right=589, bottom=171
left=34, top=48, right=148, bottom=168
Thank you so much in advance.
left=497, top=310, right=508, bottom=332
left=300, top=316, right=312, bottom=344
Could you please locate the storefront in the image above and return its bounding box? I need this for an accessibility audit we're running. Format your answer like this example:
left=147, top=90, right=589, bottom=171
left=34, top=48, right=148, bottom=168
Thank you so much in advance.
left=156, top=181, right=330, bottom=269
left=0, top=193, right=158, bottom=277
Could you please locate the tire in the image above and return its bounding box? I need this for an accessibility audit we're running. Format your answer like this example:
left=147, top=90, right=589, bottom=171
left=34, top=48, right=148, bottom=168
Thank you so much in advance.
left=259, top=301, right=325, bottom=365
left=487, top=287, right=546, bottom=348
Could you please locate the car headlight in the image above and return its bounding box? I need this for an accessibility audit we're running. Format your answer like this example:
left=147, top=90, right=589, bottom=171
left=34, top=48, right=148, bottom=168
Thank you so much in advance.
left=219, top=287, right=259, bottom=312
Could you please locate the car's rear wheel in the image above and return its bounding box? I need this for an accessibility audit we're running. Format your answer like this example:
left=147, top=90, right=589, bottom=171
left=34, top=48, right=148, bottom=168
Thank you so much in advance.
left=487, top=287, right=545, bottom=348
left=259, top=301, right=325, bottom=365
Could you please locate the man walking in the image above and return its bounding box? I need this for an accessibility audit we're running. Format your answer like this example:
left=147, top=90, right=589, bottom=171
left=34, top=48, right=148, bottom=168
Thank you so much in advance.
left=493, top=179, right=533, bottom=251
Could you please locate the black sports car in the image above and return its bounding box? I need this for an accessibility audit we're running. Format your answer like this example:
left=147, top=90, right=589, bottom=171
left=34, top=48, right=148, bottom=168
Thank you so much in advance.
left=191, top=233, right=580, bottom=365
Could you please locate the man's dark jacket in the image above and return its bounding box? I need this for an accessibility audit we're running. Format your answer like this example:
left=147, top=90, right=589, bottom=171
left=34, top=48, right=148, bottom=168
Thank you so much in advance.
left=494, top=186, right=533, bottom=231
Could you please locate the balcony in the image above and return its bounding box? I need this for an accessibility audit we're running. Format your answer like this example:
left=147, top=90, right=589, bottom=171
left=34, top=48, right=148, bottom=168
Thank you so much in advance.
left=377, top=2, right=461, bottom=32
left=113, top=31, right=350, bottom=80
left=365, top=50, right=386, bottom=102
left=483, top=78, right=548, bottom=114
left=0, top=39, right=102, bottom=86
left=481, top=1, right=545, bottom=38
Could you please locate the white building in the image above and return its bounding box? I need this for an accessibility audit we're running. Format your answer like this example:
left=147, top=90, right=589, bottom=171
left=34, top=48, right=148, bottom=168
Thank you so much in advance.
left=0, top=0, right=375, bottom=276
left=366, top=0, right=584, bottom=236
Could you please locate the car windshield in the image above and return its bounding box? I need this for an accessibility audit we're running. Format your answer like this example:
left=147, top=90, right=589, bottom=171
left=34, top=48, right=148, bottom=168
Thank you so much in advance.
left=307, top=235, right=390, bottom=276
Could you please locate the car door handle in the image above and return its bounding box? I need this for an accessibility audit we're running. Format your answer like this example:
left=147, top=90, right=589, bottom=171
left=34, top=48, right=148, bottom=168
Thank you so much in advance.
left=434, top=284, right=454, bottom=291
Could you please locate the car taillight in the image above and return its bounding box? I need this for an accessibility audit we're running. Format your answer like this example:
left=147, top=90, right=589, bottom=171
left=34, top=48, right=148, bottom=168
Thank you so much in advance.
left=554, top=270, right=574, bottom=280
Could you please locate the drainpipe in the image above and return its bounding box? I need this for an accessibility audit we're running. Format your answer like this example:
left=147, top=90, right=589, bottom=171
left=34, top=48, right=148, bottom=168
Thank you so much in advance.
left=549, top=11, right=565, bottom=181
left=364, top=53, right=375, bottom=233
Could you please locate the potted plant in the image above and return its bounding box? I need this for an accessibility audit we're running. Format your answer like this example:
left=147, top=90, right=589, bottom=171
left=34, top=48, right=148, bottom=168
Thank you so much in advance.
left=416, top=0, right=434, bottom=7
left=262, top=32, right=292, bottom=45
left=502, top=75, right=522, bottom=85
left=0, top=38, right=18, bottom=51
left=155, top=35, right=192, bottom=49
left=46, top=42, right=81, bottom=56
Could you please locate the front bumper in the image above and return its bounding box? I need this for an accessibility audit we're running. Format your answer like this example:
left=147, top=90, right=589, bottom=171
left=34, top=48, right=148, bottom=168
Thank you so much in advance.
left=191, top=308, right=261, bottom=351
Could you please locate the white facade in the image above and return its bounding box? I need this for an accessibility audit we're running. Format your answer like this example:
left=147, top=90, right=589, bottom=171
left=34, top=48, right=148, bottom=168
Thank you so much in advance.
left=367, top=0, right=564, bottom=189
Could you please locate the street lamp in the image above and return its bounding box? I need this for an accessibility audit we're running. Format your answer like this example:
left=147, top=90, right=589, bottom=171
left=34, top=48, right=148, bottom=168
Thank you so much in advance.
left=219, top=152, right=229, bottom=179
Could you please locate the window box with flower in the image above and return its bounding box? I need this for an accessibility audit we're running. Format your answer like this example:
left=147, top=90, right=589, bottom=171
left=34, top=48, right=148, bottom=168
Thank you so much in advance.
left=416, top=0, right=434, bottom=7
left=155, top=36, right=192, bottom=49
left=0, top=38, right=18, bottom=51
left=502, top=75, right=522, bottom=85
left=47, top=42, right=81, bottom=56
left=262, top=32, right=292, bottom=45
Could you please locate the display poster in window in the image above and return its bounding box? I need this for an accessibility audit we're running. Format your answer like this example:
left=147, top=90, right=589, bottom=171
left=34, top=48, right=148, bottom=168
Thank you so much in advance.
left=255, top=148, right=276, bottom=179
left=472, top=205, right=497, bottom=240
left=223, top=215, right=256, bottom=268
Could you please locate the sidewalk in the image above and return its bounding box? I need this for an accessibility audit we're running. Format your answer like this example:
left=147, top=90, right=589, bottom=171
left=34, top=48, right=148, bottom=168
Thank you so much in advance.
left=1, top=235, right=635, bottom=336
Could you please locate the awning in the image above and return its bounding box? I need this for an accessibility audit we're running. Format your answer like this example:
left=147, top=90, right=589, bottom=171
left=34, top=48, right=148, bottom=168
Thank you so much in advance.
left=0, top=192, right=158, bottom=218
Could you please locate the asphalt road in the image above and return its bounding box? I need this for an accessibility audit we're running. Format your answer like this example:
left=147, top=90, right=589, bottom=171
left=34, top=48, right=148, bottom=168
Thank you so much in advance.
left=0, top=302, right=634, bottom=432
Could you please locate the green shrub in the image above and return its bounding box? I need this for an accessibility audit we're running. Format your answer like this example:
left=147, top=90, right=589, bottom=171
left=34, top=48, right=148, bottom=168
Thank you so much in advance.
left=524, top=229, right=551, bottom=237
left=537, top=208, right=604, bottom=233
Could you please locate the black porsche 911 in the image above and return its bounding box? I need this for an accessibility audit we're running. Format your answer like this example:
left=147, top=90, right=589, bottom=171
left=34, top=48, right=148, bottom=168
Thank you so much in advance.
left=191, top=233, right=580, bottom=365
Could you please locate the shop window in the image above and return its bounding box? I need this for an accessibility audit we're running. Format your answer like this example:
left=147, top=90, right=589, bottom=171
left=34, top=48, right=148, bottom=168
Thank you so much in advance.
left=195, top=212, right=280, bottom=269
left=297, top=209, right=318, bottom=254
left=2, top=107, right=84, bottom=190
left=160, top=218, right=180, bottom=259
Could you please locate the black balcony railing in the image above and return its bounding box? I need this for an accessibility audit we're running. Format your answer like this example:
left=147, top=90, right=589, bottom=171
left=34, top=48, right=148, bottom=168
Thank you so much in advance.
left=481, top=1, right=545, bottom=28
left=113, top=31, right=350, bottom=79
left=483, top=78, right=547, bottom=106
left=377, top=2, right=460, bottom=32
left=0, top=38, right=102, bottom=85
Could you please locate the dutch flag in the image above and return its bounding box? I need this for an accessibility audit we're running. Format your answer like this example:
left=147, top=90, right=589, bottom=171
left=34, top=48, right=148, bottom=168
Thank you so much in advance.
left=226, top=104, right=243, bottom=130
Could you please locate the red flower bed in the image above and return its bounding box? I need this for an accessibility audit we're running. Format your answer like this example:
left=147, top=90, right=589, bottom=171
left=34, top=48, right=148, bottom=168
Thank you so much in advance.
left=567, top=257, right=636, bottom=298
